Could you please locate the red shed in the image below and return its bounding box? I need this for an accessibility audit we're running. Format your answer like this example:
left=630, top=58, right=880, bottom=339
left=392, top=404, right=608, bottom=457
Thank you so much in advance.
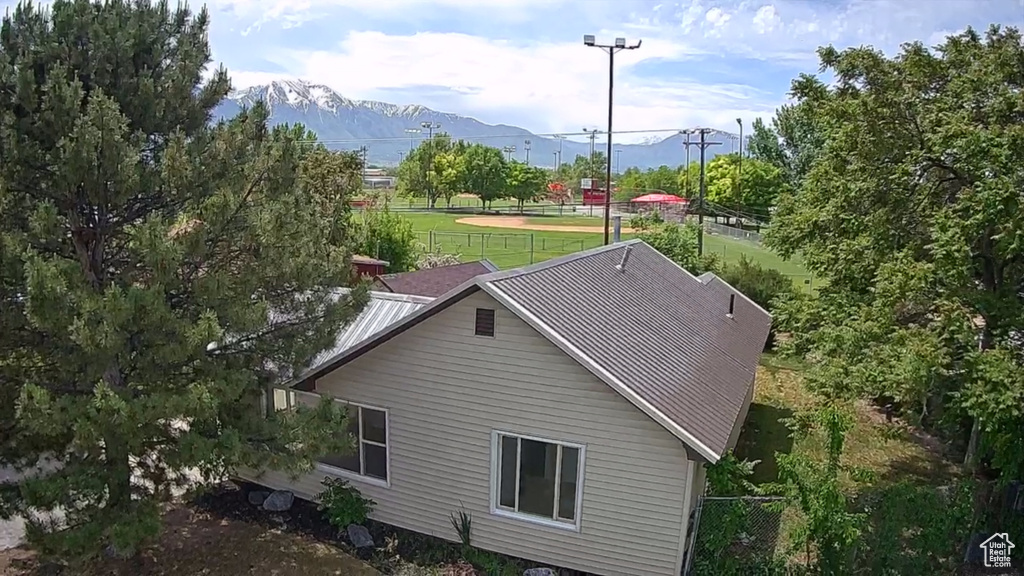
left=352, top=254, right=389, bottom=277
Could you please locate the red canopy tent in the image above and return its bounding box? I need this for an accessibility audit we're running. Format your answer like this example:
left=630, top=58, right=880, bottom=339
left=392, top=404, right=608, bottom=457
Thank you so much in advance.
left=631, top=193, right=688, bottom=204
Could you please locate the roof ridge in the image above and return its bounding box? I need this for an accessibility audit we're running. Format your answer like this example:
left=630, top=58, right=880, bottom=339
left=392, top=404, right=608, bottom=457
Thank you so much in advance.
left=480, top=239, right=644, bottom=283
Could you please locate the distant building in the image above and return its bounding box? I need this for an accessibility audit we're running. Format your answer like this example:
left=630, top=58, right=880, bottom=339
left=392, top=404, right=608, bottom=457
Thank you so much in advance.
left=362, top=168, right=396, bottom=189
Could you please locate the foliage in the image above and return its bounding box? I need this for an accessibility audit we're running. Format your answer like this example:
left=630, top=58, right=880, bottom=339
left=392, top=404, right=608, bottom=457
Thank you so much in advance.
left=765, top=25, right=1024, bottom=479
left=705, top=451, right=759, bottom=496
left=616, top=165, right=681, bottom=199
left=765, top=402, right=867, bottom=575
left=503, top=160, right=547, bottom=211
left=353, top=207, right=418, bottom=273
left=460, top=143, right=508, bottom=209
left=416, top=244, right=463, bottom=269
left=395, top=133, right=457, bottom=208
left=317, top=477, right=376, bottom=529
left=719, top=256, right=798, bottom=349
left=747, top=103, right=826, bottom=190
left=856, top=479, right=977, bottom=575
left=705, top=153, right=788, bottom=214
left=635, top=221, right=719, bottom=275
left=0, top=0, right=368, bottom=561
left=449, top=505, right=472, bottom=547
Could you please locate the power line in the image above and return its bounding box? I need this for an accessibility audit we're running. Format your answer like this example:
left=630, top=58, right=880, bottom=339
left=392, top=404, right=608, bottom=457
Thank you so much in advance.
left=298, top=127, right=726, bottom=146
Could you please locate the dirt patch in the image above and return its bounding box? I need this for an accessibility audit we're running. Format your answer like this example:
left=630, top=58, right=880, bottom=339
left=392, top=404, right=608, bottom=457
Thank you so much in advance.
left=0, top=506, right=379, bottom=576
left=456, top=216, right=635, bottom=234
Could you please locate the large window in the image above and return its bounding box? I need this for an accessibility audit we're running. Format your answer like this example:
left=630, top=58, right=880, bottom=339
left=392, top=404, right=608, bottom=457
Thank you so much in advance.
left=491, top=431, right=584, bottom=529
left=269, top=388, right=389, bottom=487
left=319, top=403, right=389, bottom=485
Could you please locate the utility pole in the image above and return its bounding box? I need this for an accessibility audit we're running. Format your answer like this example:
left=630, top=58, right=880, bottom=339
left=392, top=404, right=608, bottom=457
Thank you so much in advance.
left=584, top=34, right=642, bottom=246
left=358, top=145, right=368, bottom=188
left=583, top=128, right=597, bottom=177
left=736, top=118, right=744, bottom=210
left=398, top=151, right=405, bottom=163
left=524, top=139, right=531, bottom=165
left=420, top=121, right=441, bottom=208
left=683, top=131, right=692, bottom=197
left=681, top=128, right=722, bottom=256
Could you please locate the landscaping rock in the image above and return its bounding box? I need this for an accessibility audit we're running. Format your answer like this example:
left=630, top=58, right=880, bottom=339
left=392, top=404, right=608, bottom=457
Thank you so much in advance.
left=247, top=490, right=270, bottom=506
left=261, top=490, right=294, bottom=512
left=347, top=523, right=374, bottom=548
left=523, top=569, right=556, bottom=576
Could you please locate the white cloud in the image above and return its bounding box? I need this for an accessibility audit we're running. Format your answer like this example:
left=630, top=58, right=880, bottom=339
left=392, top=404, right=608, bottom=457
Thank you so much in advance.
left=664, top=0, right=1023, bottom=65
left=226, top=31, right=776, bottom=142
left=206, top=0, right=566, bottom=35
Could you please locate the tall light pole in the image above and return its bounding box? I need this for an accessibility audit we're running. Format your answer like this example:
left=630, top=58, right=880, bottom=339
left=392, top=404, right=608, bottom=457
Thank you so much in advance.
left=584, top=34, right=642, bottom=246
left=404, top=128, right=421, bottom=153
left=615, top=149, right=622, bottom=174
left=736, top=118, right=744, bottom=209
left=553, top=151, right=558, bottom=169
left=420, top=121, right=441, bottom=208
left=502, top=145, right=516, bottom=161
left=553, top=135, right=565, bottom=170
left=524, top=139, right=532, bottom=165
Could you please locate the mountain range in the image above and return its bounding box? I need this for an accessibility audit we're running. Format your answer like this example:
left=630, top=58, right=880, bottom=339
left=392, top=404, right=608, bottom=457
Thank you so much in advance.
left=212, top=80, right=742, bottom=171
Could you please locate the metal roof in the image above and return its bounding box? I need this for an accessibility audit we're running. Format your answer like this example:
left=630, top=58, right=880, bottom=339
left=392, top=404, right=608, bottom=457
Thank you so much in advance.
left=305, top=291, right=434, bottom=372
left=374, top=260, right=499, bottom=298
left=294, top=241, right=771, bottom=463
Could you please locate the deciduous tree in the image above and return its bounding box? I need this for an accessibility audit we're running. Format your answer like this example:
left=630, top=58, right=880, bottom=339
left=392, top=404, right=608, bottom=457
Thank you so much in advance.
left=461, top=143, right=507, bottom=209
left=0, top=0, right=367, bottom=560
left=767, top=26, right=1024, bottom=479
left=504, top=160, right=547, bottom=212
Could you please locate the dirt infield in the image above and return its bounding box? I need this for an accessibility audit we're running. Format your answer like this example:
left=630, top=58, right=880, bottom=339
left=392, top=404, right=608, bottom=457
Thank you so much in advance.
left=456, top=216, right=635, bottom=234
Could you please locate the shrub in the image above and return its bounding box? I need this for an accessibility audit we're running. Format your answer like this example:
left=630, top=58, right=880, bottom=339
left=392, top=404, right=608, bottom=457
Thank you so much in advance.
left=354, top=207, right=418, bottom=273
left=636, top=221, right=718, bottom=275
left=718, top=255, right=797, bottom=349
left=317, top=477, right=376, bottom=529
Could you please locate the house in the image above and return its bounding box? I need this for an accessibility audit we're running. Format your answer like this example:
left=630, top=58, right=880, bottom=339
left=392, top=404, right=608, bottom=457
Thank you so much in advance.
left=352, top=255, right=390, bottom=277
left=373, top=260, right=499, bottom=298
left=240, top=239, right=771, bottom=576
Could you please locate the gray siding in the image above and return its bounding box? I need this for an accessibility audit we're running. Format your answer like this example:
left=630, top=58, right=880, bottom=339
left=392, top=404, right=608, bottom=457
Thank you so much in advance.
left=239, top=291, right=692, bottom=576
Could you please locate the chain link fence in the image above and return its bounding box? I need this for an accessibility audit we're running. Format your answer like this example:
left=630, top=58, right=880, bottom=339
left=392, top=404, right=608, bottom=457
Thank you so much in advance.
left=703, top=221, right=764, bottom=244
left=684, top=496, right=789, bottom=576
left=415, top=230, right=604, bottom=269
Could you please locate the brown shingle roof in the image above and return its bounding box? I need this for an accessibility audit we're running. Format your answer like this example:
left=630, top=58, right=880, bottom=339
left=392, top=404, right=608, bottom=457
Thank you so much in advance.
left=295, top=241, right=771, bottom=462
left=375, top=260, right=498, bottom=297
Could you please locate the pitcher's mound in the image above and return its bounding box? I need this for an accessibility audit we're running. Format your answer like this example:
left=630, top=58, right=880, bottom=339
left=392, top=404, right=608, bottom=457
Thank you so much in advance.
left=456, top=216, right=634, bottom=234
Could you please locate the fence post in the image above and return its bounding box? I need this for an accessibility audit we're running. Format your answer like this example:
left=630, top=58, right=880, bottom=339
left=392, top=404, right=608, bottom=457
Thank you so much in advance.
left=480, top=233, right=485, bottom=259
left=429, top=230, right=434, bottom=252
left=683, top=495, right=705, bottom=576
left=530, top=234, right=535, bottom=264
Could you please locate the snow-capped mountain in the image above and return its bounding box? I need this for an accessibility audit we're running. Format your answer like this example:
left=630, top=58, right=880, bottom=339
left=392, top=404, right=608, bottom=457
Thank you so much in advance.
left=214, top=79, right=737, bottom=170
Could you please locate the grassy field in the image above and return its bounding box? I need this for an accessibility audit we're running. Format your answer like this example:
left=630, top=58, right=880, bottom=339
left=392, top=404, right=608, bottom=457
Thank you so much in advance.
left=399, top=211, right=815, bottom=287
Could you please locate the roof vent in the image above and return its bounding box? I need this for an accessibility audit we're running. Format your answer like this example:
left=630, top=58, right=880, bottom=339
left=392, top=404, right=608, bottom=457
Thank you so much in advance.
left=615, top=245, right=633, bottom=273
left=727, top=294, right=736, bottom=318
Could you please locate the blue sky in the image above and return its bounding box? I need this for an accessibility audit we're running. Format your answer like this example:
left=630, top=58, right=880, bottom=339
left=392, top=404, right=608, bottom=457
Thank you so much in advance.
left=6, top=0, right=1024, bottom=142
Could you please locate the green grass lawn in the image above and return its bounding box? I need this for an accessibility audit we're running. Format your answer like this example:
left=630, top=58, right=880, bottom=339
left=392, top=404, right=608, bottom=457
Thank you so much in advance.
left=400, top=211, right=816, bottom=288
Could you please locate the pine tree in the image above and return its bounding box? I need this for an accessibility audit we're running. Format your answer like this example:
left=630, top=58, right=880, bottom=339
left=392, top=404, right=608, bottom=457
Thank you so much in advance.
left=0, top=0, right=368, bottom=560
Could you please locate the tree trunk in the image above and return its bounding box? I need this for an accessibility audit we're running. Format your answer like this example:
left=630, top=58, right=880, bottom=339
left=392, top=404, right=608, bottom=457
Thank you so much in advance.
left=964, top=325, right=993, bottom=471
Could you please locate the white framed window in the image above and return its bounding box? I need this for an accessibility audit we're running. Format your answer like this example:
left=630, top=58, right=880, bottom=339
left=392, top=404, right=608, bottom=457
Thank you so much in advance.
left=490, top=431, right=585, bottom=531
left=269, top=388, right=390, bottom=488
left=318, top=402, right=390, bottom=487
